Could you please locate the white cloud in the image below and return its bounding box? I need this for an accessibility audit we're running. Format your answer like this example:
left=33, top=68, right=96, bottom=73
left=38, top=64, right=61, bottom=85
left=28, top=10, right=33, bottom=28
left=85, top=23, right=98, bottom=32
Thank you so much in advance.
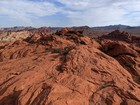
left=57, top=0, right=90, bottom=10
left=57, top=0, right=140, bottom=26
left=0, top=0, right=60, bottom=25
left=1, top=0, right=140, bottom=27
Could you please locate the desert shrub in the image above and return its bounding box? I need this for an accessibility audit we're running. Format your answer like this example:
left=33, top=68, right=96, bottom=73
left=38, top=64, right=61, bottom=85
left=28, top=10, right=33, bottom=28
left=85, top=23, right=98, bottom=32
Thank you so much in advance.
left=79, top=34, right=84, bottom=37
left=51, top=46, right=75, bottom=55
left=123, top=62, right=133, bottom=68
left=51, top=48, right=62, bottom=53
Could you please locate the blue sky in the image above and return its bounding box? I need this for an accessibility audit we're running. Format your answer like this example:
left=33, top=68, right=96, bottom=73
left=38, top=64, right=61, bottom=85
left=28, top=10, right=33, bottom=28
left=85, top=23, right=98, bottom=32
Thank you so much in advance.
left=0, top=0, right=140, bottom=27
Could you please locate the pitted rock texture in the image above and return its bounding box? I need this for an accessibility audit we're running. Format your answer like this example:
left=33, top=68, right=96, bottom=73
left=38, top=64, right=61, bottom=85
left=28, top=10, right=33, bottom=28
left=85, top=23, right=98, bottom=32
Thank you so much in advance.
left=100, top=30, right=140, bottom=44
left=100, top=31, right=140, bottom=85
left=0, top=29, right=140, bottom=105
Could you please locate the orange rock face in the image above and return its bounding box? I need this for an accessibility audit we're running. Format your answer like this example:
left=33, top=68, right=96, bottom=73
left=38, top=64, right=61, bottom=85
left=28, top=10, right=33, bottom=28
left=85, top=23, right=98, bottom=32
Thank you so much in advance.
left=100, top=30, right=140, bottom=84
left=101, top=30, right=132, bottom=42
left=0, top=29, right=140, bottom=105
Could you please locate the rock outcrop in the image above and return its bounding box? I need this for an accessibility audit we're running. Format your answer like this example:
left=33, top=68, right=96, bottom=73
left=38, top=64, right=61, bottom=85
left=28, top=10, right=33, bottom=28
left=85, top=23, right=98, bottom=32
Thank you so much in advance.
left=0, top=29, right=140, bottom=105
left=101, top=30, right=132, bottom=42
left=100, top=30, right=140, bottom=85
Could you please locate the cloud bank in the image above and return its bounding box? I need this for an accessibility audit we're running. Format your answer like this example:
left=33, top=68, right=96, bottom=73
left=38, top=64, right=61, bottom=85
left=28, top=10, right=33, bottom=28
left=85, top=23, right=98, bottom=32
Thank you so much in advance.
left=0, top=0, right=140, bottom=27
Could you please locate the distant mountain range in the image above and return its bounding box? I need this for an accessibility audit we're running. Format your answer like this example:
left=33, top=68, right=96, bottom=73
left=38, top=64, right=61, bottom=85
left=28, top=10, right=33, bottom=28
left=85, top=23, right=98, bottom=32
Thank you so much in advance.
left=93, top=25, right=140, bottom=35
left=93, top=24, right=140, bottom=30
left=94, top=24, right=130, bottom=30
left=1, top=24, right=140, bottom=36
left=1, top=24, right=140, bottom=31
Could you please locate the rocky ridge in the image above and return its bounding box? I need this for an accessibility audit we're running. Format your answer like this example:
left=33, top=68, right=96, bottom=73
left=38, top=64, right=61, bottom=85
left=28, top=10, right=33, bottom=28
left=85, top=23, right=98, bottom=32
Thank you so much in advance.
left=100, top=30, right=140, bottom=84
left=0, top=29, right=140, bottom=105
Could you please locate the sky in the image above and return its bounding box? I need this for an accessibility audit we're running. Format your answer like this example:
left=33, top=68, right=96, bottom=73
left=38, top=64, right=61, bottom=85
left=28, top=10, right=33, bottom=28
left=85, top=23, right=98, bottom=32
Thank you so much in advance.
left=0, top=0, right=140, bottom=27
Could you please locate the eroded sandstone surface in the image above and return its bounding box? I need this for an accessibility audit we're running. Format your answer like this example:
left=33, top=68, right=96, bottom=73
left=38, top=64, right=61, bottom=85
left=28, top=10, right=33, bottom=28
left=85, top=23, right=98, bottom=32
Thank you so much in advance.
left=0, top=29, right=140, bottom=105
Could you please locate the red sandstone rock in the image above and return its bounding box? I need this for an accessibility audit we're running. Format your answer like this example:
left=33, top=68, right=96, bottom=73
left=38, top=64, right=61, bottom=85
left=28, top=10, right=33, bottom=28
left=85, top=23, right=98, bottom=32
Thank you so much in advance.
left=101, top=30, right=132, bottom=42
left=100, top=31, right=140, bottom=85
left=0, top=29, right=140, bottom=105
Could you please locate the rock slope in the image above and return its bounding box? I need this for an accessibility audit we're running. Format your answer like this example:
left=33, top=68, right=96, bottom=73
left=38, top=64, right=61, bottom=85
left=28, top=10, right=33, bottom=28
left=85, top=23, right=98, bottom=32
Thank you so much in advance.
left=100, top=30, right=140, bottom=84
left=0, top=29, right=140, bottom=105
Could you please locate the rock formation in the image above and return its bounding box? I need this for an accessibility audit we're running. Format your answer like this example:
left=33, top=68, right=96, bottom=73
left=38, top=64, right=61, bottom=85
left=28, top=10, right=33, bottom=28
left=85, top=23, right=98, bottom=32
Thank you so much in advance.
left=0, top=29, right=140, bottom=105
left=100, top=30, right=140, bottom=85
left=101, top=30, right=132, bottom=42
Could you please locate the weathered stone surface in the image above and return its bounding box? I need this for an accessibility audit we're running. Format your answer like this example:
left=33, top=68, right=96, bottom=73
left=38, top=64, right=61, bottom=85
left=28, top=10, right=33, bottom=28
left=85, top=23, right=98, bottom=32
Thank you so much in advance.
left=0, top=29, right=140, bottom=105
